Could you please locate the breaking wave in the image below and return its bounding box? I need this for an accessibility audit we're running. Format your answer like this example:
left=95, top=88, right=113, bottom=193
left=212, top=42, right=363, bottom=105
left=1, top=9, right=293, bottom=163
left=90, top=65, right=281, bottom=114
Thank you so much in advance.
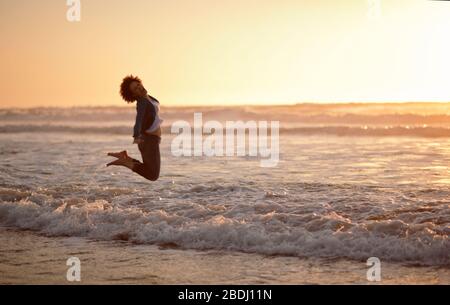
left=0, top=185, right=448, bottom=266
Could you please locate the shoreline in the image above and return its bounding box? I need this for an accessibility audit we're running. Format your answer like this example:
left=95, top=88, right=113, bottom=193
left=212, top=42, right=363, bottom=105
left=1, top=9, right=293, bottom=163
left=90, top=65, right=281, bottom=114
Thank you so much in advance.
left=1, top=227, right=448, bottom=285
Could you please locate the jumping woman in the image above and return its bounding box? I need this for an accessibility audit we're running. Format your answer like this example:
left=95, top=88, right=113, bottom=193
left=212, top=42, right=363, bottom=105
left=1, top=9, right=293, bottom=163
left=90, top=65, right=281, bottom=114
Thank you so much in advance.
left=106, top=75, right=162, bottom=181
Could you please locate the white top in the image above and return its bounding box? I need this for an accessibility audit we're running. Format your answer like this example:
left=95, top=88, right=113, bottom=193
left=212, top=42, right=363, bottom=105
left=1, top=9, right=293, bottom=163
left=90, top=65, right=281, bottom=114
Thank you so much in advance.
left=145, top=95, right=164, bottom=133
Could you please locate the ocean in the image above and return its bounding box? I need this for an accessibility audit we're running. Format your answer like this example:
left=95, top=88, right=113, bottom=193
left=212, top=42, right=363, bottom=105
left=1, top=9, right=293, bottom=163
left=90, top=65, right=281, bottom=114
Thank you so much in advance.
left=0, top=104, right=449, bottom=284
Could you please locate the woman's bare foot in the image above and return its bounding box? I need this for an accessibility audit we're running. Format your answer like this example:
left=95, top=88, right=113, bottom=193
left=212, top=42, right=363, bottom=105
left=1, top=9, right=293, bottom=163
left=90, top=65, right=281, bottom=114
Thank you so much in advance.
left=106, top=156, right=135, bottom=169
left=107, top=150, right=128, bottom=159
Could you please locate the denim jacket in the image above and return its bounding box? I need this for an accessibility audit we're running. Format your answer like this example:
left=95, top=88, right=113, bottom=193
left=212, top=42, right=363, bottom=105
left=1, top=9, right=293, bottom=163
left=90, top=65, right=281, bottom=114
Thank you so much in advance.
left=133, top=95, right=159, bottom=139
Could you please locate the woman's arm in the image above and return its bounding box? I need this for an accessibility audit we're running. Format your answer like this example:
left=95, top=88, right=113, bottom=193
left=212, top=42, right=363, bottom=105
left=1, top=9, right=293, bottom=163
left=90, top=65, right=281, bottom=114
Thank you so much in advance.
left=133, top=99, right=147, bottom=140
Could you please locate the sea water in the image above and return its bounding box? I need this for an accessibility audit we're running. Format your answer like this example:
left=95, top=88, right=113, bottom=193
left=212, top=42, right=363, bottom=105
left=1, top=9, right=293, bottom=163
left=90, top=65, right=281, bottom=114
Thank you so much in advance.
left=0, top=105, right=448, bottom=284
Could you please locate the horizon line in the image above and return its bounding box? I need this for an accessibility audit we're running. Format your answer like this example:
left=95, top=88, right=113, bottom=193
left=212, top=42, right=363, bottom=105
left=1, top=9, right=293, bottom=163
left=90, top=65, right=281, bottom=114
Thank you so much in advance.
left=1, top=100, right=450, bottom=110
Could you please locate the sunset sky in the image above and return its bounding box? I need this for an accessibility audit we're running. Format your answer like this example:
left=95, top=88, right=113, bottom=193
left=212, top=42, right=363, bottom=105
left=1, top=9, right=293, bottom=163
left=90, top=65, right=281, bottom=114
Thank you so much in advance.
left=1, top=0, right=450, bottom=108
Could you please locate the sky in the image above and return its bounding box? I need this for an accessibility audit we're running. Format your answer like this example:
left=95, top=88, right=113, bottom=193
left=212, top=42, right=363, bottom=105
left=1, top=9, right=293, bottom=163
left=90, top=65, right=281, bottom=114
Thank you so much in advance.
left=1, top=0, right=450, bottom=108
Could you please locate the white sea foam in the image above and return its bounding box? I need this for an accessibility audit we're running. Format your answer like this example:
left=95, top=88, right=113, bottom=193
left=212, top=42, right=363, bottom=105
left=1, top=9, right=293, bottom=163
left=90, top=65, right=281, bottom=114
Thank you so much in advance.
left=0, top=186, right=448, bottom=266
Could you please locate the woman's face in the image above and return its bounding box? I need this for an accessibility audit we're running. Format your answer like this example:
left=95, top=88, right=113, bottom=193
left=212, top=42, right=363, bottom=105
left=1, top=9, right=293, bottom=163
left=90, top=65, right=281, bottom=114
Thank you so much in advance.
left=130, top=81, right=148, bottom=99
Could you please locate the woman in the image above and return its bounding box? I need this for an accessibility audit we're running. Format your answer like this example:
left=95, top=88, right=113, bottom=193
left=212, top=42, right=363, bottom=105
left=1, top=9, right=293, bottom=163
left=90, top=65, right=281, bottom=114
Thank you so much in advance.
left=107, top=75, right=162, bottom=181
